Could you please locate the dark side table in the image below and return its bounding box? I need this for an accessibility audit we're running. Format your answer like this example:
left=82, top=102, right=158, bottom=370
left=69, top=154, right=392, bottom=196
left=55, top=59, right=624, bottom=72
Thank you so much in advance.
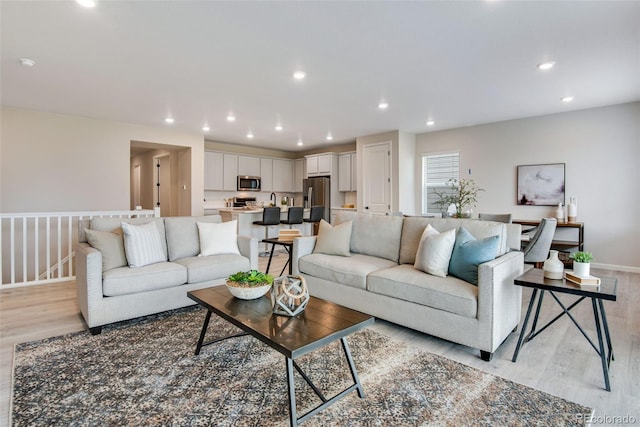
left=262, top=237, right=294, bottom=276
left=511, top=268, right=617, bottom=391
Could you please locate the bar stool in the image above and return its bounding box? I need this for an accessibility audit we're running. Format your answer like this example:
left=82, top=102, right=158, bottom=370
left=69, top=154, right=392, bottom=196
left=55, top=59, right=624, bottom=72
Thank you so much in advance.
left=253, top=207, right=281, bottom=257
left=280, top=206, right=304, bottom=229
left=303, top=205, right=324, bottom=235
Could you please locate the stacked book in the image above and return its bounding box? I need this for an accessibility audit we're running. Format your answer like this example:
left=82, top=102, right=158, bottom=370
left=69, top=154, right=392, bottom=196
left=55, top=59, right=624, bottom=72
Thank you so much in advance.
left=564, top=270, right=601, bottom=287
left=278, top=229, right=302, bottom=242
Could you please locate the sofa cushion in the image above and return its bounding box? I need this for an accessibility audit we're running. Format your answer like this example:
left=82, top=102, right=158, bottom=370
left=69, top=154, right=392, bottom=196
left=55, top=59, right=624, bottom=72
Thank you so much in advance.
left=197, top=220, right=240, bottom=256
left=335, top=211, right=403, bottom=262
left=313, top=219, right=352, bottom=256
left=299, top=253, right=397, bottom=290
left=84, top=228, right=127, bottom=272
left=174, top=254, right=250, bottom=284
left=91, top=217, right=168, bottom=261
left=449, top=227, right=500, bottom=285
left=414, top=225, right=456, bottom=278
left=121, top=222, right=167, bottom=267
left=102, top=262, right=187, bottom=297
left=164, top=215, right=222, bottom=261
left=399, top=217, right=507, bottom=265
left=367, top=264, right=478, bottom=318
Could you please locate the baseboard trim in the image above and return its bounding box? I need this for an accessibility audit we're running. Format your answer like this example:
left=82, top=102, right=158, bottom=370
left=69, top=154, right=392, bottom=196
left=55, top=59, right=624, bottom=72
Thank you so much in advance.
left=592, top=262, right=640, bottom=274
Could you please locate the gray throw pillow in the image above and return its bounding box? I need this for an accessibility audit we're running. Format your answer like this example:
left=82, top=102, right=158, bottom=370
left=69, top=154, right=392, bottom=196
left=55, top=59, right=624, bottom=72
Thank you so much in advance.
left=313, top=219, right=352, bottom=257
left=84, top=228, right=127, bottom=272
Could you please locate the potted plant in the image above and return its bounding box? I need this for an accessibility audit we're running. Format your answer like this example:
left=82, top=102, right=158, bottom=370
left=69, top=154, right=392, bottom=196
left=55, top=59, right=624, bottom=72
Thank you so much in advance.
left=226, top=270, right=274, bottom=300
left=434, top=178, right=484, bottom=218
left=570, top=251, right=594, bottom=277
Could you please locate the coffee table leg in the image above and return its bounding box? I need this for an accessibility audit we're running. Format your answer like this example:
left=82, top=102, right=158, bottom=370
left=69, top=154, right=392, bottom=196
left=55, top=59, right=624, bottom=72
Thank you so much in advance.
left=195, top=310, right=213, bottom=355
left=592, top=298, right=611, bottom=391
left=512, top=288, right=538, bottom=362
left=342, top=337, right=365, bottom=398
left=286, top=357, right=298, bottom=427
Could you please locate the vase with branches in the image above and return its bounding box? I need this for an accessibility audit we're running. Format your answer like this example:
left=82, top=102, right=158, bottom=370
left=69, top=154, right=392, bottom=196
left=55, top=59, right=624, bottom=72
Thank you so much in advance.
left=434, top=178, right=484, bottom=218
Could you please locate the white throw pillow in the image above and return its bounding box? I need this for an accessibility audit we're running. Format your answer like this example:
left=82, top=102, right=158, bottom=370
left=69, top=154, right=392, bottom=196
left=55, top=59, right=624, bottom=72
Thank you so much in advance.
left=313, top=219, right=352, bottom=257
left=197, top=220, right=240, bottom=256
left=121, top=221, right=167, bottom=268
left=414, top=224, right=456, bottom=278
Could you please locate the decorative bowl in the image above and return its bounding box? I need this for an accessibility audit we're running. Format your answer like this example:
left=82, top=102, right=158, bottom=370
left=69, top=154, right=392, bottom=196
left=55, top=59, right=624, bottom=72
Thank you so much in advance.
left=225, top=281, right=271, bottom=300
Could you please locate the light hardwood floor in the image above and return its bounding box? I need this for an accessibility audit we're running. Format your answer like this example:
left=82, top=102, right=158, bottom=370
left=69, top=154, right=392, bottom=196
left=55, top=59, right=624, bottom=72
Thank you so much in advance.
left=1, top=256, right=638, bottom=425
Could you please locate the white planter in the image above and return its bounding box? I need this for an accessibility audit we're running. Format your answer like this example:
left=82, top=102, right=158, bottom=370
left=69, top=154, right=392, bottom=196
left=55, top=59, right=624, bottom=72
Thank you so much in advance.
left=225, top=281, right=271, bottom=300
left=572, top=261, right=590, bottom=277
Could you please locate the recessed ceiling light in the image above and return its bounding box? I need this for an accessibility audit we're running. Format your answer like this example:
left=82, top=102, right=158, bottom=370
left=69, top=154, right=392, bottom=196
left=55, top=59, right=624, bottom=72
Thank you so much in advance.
left=226, top=113, right=236, bottom=122
left=326, top=133, right=333, bottom=141
left=293, top=71, right=306, bottom=80
left=19, top=58, right=36, bottom=67
left=76, top=0, right=96, bottom=7
left=247, top=131, right=254, bottom=139
left=561, top=96, right=574, bottom=103
left=275, top=124, right=283, bottom=131
left=202, top=125, right=210, bottom=132
left=537, top=61, right=556, bottom=71
left=164, top=117, right=174, bottom=124
left=426, top=120, right=435, bottom=126
left=297, top=140, right=304, bottom=146
left=378, top=101, right=389, bottom=110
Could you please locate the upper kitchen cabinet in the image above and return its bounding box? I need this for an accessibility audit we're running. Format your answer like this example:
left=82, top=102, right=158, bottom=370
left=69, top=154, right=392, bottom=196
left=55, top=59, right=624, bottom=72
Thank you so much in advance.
left=272, top=159, right=293, bottom=192
left=305, top=153, right=337, bottom=177
left=222, top=153, right=238, bottom=191
left=293, top=159, right=305, bottom=192
left=204, top=151, right=224, bottom=190
left=238, top=155, right=261, bottom=177
left=338, top=152, right=357, bottom=192
left=260, top=158, right=273, bottom=192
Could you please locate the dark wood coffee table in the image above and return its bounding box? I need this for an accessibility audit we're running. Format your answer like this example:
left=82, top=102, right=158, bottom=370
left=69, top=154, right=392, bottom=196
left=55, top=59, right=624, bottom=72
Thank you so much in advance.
left=187, top=285, right=374, bottom=426
left=511, top=268, right=617, bottom=391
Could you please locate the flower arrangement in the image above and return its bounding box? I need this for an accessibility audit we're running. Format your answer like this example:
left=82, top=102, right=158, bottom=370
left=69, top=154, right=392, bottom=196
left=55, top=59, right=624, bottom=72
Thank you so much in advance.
left=434, top=178, right=484, bottom=218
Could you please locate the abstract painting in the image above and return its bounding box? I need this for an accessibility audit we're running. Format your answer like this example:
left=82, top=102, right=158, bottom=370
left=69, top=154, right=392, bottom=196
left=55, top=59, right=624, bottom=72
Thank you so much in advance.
left=517, top=163, right=565, bottom=206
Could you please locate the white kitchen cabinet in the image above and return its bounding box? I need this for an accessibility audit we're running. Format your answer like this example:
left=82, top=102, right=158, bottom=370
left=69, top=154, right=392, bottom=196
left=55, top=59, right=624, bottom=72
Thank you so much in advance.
left=306, top=153, right=336, bottom=177
left=204, top=151, right=224, bottom=190
left=338, top=153, right=357, bottom=192
left=222, top=153, right=238, bottom=191
left=293, top=159, right=304, bottom=192
left=260, top=158, right=273, bottom=192
left=272, top=159, right=293, bottom=192
left=238, top=155, right=261, bottom=177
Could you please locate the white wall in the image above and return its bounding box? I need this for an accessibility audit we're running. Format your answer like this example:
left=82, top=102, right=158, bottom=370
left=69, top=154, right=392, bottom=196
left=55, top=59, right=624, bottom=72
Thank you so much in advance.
left=1, top=107, right=205, bottom=215
left=415, top=102, right=640, bottom=270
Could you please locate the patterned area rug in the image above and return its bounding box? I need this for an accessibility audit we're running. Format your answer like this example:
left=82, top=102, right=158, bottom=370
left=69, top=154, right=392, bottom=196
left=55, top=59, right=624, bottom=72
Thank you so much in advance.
left=12, top=306, right=590, bottom=426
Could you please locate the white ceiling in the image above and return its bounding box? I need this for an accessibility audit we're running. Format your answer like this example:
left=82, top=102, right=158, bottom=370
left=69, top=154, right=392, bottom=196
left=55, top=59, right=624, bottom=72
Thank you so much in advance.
left=2, top=1, right=639, bottom=152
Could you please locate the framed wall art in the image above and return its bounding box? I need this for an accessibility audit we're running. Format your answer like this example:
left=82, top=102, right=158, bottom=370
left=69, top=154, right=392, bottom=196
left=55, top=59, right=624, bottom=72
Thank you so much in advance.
left=517, top=163, right=565, bottom=206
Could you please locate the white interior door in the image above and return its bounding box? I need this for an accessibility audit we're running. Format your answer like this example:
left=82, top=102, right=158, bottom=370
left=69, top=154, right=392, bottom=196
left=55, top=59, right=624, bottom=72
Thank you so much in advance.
left=363, top=141, right=391, bottom=214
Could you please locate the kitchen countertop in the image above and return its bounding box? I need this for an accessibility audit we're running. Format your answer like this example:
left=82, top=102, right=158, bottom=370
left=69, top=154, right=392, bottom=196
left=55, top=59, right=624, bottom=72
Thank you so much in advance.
left=331, top=206, right=356, bottom=211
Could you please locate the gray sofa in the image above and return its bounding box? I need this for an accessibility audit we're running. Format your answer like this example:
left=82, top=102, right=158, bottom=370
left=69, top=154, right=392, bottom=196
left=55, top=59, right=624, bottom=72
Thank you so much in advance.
left=76, top=215, right=258, bottom=334
left=292, top=211, right=524, bottom=361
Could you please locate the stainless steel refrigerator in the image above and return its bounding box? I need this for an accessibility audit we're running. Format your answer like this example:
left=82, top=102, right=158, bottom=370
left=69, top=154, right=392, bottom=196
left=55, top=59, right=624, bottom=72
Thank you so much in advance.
left=303, top=177, right=330, bottom=222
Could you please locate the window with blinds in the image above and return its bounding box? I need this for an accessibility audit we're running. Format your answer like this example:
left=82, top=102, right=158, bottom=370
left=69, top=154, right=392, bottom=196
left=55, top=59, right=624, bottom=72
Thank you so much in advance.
left=421, top=152, right=460, bottom=214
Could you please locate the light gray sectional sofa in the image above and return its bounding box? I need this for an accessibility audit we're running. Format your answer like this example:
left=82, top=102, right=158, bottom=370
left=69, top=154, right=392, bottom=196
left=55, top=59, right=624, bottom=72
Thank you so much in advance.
left=292, top=211, right=524, bottom=361
left=76, top=215, right=258, bottom=334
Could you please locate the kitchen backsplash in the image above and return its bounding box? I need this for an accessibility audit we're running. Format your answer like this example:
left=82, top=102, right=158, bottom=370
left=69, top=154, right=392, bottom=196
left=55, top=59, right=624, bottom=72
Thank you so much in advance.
left=204, top=190, right=301, bottom=209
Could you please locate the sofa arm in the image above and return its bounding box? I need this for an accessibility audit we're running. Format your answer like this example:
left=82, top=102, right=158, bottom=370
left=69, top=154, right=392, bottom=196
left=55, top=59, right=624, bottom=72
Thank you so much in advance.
left=237, top=235, right=259, bottom=270
left=75, top=242, right=104, bottom=328
left=477, top=250, right=525, bottom=351
left=291, top=236, right=317, bottom=275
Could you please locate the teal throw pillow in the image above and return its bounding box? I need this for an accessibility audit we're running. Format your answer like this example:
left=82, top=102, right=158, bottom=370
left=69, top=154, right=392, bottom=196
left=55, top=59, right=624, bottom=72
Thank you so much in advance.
left=449, top=227, right=500, bottom=285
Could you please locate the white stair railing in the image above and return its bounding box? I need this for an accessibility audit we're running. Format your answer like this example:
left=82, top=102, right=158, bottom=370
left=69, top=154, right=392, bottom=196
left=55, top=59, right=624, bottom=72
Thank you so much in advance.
left=1, top=210, right=156, bottom=288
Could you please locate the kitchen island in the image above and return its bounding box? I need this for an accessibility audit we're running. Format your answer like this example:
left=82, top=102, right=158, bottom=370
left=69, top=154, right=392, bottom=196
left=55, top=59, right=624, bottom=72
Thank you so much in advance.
left=217, top=208, right=312, bottom=246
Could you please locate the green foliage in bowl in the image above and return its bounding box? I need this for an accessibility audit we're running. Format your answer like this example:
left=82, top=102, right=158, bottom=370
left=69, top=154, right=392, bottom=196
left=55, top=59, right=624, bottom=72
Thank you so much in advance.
left=227, top=270, right=274, bottom=287
left=570, top=251, right=594, bottom=263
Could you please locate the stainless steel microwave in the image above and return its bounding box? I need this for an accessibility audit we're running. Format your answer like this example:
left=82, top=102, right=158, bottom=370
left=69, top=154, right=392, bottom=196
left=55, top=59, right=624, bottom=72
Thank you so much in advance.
left=237, top=176, right=261, bottom=191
